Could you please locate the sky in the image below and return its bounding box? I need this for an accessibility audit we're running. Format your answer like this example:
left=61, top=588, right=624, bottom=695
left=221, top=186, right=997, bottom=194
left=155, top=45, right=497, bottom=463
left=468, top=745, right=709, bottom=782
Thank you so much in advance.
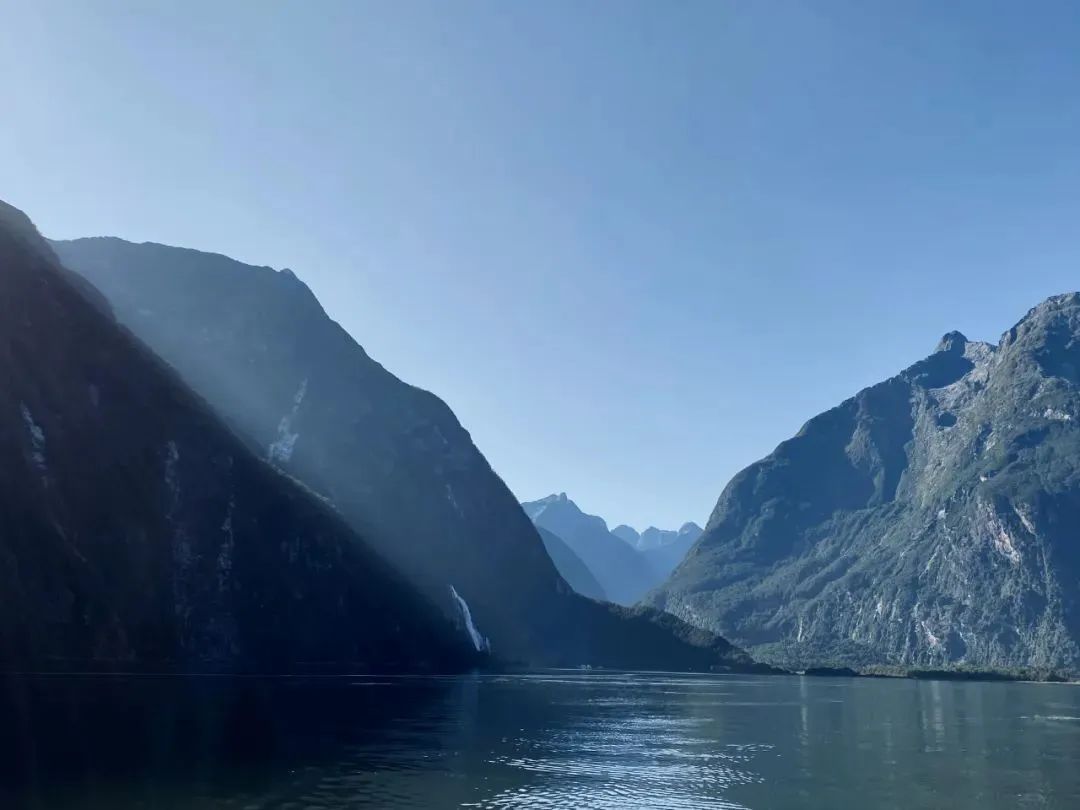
left=4, top=1, right=1080, bottom=529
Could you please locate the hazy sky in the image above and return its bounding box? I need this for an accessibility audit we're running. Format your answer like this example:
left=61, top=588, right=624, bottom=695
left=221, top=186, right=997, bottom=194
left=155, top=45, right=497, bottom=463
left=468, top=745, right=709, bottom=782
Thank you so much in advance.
left=5, top=1, right=1080, bottom=529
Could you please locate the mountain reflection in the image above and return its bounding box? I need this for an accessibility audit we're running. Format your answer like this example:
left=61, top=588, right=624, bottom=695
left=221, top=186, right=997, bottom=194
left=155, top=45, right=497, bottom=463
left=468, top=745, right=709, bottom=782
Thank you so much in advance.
left=2, top=673, right=1078, bottom=809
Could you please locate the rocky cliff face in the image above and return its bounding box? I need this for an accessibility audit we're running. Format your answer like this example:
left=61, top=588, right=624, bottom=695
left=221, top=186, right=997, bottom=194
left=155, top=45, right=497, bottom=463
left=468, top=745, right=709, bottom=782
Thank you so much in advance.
left=0, top=200, right=475, bottom=673
left=651, top=300, right=1080, bottom=675
left=55, top=236, right=756, bottom=671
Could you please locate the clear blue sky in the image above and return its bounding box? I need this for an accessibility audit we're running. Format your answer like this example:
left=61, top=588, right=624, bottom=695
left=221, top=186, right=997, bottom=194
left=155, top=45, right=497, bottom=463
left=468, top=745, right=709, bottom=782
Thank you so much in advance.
left=4, top=1, right=1080, bottom=529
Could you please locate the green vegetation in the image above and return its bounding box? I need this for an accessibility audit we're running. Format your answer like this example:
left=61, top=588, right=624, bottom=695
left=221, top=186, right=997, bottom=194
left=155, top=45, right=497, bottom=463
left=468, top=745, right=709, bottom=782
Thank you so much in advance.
left=651, top=297, right=1080, bottom=677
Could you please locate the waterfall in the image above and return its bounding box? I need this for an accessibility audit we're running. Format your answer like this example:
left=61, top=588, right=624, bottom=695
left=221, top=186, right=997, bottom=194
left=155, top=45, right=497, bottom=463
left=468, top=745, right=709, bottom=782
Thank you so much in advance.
left=449, top=585, right=490, bottom=653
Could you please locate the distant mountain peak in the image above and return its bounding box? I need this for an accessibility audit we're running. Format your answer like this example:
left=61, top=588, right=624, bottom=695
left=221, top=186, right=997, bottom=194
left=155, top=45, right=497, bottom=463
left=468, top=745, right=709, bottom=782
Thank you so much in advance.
left=55, top=235, right=751, bottom=671
left=522, top=494, right=705, bottom=604
left=934, top=330, right=968, bottom=354
left=523, top=492, right=580, bottom=521
left=532, top=492, right=570, bottom=504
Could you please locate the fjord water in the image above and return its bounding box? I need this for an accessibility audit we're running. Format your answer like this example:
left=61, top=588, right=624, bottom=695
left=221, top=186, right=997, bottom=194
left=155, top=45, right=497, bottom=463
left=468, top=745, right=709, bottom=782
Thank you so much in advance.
left=2, top=673, right=1078, bottom=809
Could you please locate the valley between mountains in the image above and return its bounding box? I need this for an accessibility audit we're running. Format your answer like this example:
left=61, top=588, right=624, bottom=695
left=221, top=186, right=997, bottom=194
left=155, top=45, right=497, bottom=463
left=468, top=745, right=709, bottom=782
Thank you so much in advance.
left=1, top=195, right=1077, bottom=679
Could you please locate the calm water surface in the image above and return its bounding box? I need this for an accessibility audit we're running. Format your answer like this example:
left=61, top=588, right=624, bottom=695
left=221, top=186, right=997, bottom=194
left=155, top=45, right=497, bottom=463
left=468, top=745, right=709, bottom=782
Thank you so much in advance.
left=2, top=671, right=1078, bottom=809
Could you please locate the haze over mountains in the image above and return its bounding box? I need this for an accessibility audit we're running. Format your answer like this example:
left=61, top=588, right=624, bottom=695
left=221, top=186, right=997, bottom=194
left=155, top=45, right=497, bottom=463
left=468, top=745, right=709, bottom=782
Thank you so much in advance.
left=0, top=200, right=472, bottom=673
left=7, top=195, right=1080, bottom=679
left=651, top=309, right=1080, bottom=676
left=614, top=522, right=704, bottom=589
left=522, top=494, right=701, bottom=605
left=52, top=232, right=754, bottom=672
left=535, top=526, right=607, bottom=603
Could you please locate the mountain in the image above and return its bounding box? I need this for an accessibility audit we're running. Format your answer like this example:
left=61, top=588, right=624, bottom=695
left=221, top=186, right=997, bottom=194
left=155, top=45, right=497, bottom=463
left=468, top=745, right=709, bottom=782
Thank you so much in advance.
left=536, top=527, right=607, bottom=602
left=529, top=499, right=701, bottom=600
left=522, top=494, right=658, bottom=606
left=640, top=523, right=704, bottom=581
left=55, top=236, right=758, bottom=672
left=650, top=303, right=1080, bottom=676
left=640, top=523, right=703, bottom=551
left=613, top=522, right=704, bottom=579
left=614, top=522, right=703, bottom=553
left=0, top=199, right=476, bottom=673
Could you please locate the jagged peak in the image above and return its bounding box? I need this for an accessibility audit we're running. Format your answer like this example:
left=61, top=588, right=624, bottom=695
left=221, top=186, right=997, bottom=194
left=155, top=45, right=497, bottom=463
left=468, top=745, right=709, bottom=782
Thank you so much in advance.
left=1000, top=292, right=1080, bottom=350
left=934, top=331, right=968, bottom=354
left=533, top=492, right=569, bottom=505
left=1014, top=292, right=1080, bottom=331
left=523, top=492, right=576, bottom=515
left=1031, top=291, right=1080, bottom=314
left=678, top=522, right=703, bottom=535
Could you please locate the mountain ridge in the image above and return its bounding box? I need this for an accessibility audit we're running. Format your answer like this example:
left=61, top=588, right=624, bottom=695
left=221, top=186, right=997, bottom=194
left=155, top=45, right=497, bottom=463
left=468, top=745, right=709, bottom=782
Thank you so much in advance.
left=0, top=199, right=475, bottom=673
left=522, top=494, right=656, bottom=605
left=650, top=296, right=1080, bottom=675
left=55, top=234, right=759, bottom=672
left=522, top=494, right=702, bottom=605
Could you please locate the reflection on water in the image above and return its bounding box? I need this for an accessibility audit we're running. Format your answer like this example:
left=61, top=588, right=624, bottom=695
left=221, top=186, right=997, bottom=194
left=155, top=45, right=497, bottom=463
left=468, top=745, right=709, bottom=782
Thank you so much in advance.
left=2, top=671, right=1079, bottom=808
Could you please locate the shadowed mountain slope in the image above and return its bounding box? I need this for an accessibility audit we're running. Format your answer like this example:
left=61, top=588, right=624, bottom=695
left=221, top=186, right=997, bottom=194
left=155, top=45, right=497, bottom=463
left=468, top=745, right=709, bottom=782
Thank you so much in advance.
left=0, top=200, right=476, bottom=673
left=537, top=527, right=607, bottom=602
left=55, top=235, right=757, bottom=671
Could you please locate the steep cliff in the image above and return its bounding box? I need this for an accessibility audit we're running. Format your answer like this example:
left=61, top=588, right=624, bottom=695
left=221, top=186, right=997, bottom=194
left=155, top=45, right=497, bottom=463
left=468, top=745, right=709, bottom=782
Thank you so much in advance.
left=0, top=201, right=473, bottom=673
left=652, top=303, right=1080, bottom=675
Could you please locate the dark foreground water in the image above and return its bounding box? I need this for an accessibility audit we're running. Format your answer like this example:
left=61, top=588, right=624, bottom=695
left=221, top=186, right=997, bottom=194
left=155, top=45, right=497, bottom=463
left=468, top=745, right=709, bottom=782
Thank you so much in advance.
left=2, top=672, right=1079, bottom=809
